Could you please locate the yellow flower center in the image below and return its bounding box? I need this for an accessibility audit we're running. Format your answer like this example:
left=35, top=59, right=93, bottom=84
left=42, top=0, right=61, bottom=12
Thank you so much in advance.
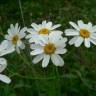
left=80, top=29, right=90, bottom=38
left=44, top=43, right=56, bottom=54
left=12, top=35, right=19, bottom=45
left=39, top=28, right=49, bottom=35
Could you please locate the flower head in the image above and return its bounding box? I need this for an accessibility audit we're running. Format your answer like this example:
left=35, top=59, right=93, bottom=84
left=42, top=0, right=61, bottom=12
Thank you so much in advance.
left=65, top=20, right=96, bottom=48
left=30, top=32, right=67, bottom=68
left=5, top=23, right=27, bottom=53
left=26, top=20, right=63, bottom=43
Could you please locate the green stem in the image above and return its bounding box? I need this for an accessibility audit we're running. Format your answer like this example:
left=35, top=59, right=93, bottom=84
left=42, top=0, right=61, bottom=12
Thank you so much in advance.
left=19, top=51, right=41, bottom=95
left=55, top=67, right=61, bottom=96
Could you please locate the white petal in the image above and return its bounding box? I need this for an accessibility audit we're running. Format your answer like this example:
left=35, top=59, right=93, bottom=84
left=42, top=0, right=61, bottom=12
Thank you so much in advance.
left=0, top=41, right=15, bottom=56
left=19, top=42, right=25, bottom=49
left=16, top=46, right=20, bottom=54
left=88, top=22, right=92, bottom=28
left=0, top=46, right=15, bottom=56
left=49, top=32, right=63, bottom=43
left=84, top=38, right=90, bottom=48
left=7, top=29, right=12, bottom=35
left=5, top=35, right=11, bottom=40
left=7, top=29, right=12, bottom=36
left=55, top=48, right=67, bottom=54
left=0, top=58, right=7, bottom=73
left=45, top=22, right=52, bottom=29
left=90, top=33, right=96, bottom=39
left=20, top=27, right=27, bottom=34
left=51, top=54, right=64, bottom=66
left=30, top=44, right=42, bottom=50
left=31, top=23, right=39, bottom=31
left=38, top=35, right=48, bottom=45
left=65, top=29, right=79, bottom=36
left=51, top=24, right=61, bottom=30
left=17, top=40, right=24, bottom=49
left=91, top=25, right=96, bottom=33
left=15, top=23, right=19, bottom=30
left=19, top=27, right=27, bottom=38
left=32, top=36, right=41, bottom=43
left=14, top=23, right=20, bottom=32
left=17, top=40, right=22, bottom=47
left=0, top=74, right=11, bottom=84
left=42, top=20, right=47, bottom=27
left=27, top=28, right=37, bottom=34
left=55, top=38, right=67, bottom=48
left=10, top=24, right=15, bottom=33
left=0, top=40, right=8, bottom=52
left=69, top=36, right=78, bottom=45
left=78, top=20, right=84, bottom=28
left=51, top=30, right=63, bottom=35
left=32, top=54, right=44, bottom=64
left=6, top=41, right=14, bottom=48
left=74, top=36, right=84, bottom=47
left=30, top=49, right=43, bottom=55
left=42, top=55, right=50, bottom=68
left=69, top=21, right=80, bottom=31
left=90, top=39, right=96, bottom=45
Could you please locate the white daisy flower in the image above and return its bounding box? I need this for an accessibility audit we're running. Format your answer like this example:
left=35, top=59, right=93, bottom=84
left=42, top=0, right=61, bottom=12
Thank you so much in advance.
left=26, top=20, right=63, bottom=43
left=65, top=20, right=96, bottom=48
left=5, top=23, right=27, bottom=53
left=0, top=40, right=14, bottom=84
left=30, top=32, right=67, bottom=68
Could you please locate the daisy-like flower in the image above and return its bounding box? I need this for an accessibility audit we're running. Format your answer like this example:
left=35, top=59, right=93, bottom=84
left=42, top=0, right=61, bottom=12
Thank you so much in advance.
left=30, top=32, right=67, bottom=68
left=5, top=23, right=27, bottom=53
left=0, top=40, right=15, bottom=84
left=26, top=20, right=63, bottom=43
left=65, top=20, right=96, bottom=48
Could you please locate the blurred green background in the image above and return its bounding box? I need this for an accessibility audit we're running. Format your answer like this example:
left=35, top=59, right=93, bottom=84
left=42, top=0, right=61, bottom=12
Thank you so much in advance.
left=1, top=0, right=96, bottom=96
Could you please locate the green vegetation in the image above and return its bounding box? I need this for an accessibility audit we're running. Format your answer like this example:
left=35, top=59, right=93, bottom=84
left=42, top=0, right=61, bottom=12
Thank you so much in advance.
left=0, top=0, right=96, bottom=95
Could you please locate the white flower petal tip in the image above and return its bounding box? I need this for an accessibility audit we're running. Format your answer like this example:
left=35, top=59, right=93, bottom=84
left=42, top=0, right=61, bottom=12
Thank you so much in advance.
left=42, top=55, right=50, bottom=68
left=74, top=37, right=84, bottom=47
left=69, top=21, right=80, bottom=31
left=32, top=54, right=43, bottom=64
left=51, top=54, right=64, bottom=67
left=42, top=63, right=48, bottom=68
left=0, top=74, right=11, bottom=84
left=84, top=38, right=90, bottom=48
left=30, top=49, right=43, bottom=56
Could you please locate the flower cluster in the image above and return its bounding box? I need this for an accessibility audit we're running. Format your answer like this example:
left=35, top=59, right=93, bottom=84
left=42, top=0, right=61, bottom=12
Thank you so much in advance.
left=0, top=20, right=96, bottom=84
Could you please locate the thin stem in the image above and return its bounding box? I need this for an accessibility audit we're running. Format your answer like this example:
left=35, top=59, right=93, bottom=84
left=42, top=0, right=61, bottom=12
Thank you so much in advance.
left=55, top=67, right=61, bottom=95
left=19, top=51, right=41, bottom=95
left=18, top=0, right=25, bottom=26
